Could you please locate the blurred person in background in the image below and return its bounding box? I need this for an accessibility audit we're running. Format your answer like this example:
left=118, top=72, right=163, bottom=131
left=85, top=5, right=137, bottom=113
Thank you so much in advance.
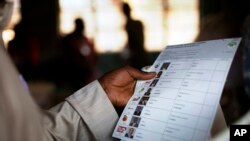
left=61, top=18, right=99, bottom=91
left=0, top=0, right=156, bottom=140
left=122, top=2, right=150, bottom=69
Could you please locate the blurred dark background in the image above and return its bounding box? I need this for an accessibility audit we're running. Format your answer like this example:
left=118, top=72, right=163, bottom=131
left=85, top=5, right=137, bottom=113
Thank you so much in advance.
left=3, top=0, right=250, bottom=125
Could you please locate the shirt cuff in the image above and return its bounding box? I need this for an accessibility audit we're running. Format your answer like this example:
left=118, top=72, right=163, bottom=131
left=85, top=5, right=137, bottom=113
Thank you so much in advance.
left=66, top=80, right=119, bottom=140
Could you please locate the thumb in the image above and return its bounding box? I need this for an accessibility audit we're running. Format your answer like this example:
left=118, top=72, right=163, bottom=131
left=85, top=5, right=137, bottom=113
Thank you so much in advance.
left=125, top=66, right=156, bottom=80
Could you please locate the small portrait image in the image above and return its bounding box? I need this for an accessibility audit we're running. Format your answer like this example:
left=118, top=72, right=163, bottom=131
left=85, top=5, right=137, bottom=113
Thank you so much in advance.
left=133, top=106, right=143, bottom=116
left=125, top=127, right=136, bottom=139
left=129, top=116, right=141, bottom=127
left=156, top=71, right=163, bottom=78
left=149, top=79, right=159, bottom=87
left=144, top=88, right=152, bottom=96
left=160, top=62, right=170, bottom=70
left=116, top=126, right=127, bottom=133
left=139, top=96, right=150, bottom=105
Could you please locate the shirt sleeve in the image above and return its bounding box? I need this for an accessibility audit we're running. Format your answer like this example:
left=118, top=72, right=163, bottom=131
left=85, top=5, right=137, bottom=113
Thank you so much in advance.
left=43, top=80, right=119, bottom=141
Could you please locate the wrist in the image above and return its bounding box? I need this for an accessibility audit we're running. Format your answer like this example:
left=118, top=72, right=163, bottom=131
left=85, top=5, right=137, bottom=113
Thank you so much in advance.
left=98, top=78, right=116, bottom=105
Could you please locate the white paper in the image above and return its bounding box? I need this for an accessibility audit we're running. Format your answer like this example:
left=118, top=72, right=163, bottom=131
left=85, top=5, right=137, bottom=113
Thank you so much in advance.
left=112, top=38, right=241, bottom=141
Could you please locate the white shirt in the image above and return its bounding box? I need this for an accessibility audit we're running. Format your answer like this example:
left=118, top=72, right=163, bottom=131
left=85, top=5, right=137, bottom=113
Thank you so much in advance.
left=0, top=47, right=119, bottom=141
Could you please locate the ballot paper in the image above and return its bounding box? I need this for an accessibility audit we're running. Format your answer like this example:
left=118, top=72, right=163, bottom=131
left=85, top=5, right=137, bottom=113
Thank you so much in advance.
left=112, top=38, right=241, bottom=141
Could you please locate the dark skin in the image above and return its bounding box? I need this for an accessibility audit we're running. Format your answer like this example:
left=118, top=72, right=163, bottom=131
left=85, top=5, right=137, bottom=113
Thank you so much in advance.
left=99, top=66, right=156, bottom=107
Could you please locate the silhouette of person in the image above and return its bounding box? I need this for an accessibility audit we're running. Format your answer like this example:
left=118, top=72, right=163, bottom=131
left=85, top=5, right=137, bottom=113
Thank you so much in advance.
left=122, top=2, right=149, bottom=69
left=62, top=18, right=98, bottom=91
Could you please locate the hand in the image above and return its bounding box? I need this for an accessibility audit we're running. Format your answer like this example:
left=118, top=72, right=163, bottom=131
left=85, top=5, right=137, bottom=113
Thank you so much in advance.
left=98, top=66, right=156, bottom=107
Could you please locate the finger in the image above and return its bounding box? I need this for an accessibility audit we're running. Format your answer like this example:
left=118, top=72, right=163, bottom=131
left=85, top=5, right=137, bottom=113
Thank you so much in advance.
left=125, top=66, right=156, bottom=80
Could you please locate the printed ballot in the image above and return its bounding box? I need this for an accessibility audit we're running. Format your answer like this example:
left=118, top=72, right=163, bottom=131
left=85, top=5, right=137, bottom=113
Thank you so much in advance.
left=112, top=38, right=241, bottom=141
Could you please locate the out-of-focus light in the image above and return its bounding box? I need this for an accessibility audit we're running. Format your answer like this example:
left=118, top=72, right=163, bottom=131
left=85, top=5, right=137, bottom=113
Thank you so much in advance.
left=59, top=0, right=126, bottom=53
left=6, top=0, right=21, bottom=29
left=3, top=29, right=15, bottom=48
left=166, top=0, right=199, bottom=46
left=59, top=0, right=199, bottom=53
